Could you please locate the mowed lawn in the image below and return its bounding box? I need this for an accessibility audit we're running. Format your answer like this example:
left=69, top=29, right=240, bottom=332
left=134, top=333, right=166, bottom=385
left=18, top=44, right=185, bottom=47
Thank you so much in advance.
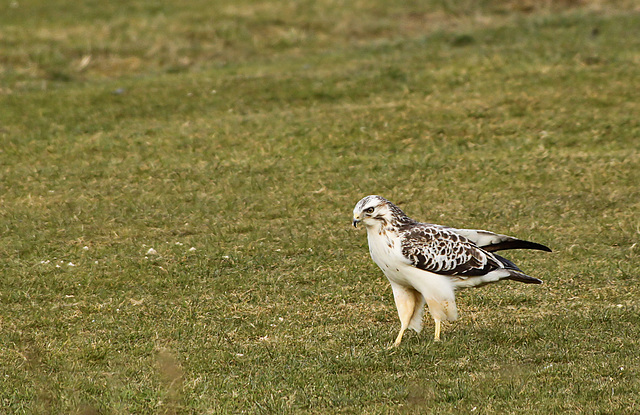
left=1, top=0, right=639, bottom=413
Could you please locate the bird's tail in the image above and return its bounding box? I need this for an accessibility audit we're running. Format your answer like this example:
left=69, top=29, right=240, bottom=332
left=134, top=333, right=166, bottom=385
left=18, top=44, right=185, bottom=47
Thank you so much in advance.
left=505, top=270, right=543, bottom=284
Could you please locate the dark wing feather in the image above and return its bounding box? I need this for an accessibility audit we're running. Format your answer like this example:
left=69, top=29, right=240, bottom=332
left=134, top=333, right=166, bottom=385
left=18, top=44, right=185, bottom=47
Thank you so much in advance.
left=493, top=253, right=522, bottom=271
left=446, top=228, right=552, bottom=253
left=482, top=239, right=552, bottom=253
left=400, top=224, right=502, bottom=277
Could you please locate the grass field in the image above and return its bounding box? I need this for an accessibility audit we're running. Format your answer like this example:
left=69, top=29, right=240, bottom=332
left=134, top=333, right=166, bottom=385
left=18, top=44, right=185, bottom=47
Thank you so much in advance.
left=2, top=0, right=640, bottom=413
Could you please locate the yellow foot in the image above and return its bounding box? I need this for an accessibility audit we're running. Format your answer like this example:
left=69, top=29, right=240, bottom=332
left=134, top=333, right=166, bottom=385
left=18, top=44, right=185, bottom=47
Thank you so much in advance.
left=391, top=327, right=407, bottom=348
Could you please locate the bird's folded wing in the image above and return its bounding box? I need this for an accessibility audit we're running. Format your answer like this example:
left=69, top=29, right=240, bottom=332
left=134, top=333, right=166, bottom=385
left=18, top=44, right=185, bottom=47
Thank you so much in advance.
left=400, top=224, right=502, bottom=277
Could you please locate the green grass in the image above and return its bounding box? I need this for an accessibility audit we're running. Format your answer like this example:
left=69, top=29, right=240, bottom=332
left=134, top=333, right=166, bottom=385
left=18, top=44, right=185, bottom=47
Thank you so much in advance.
left=1, top=0, right=640, bottom=413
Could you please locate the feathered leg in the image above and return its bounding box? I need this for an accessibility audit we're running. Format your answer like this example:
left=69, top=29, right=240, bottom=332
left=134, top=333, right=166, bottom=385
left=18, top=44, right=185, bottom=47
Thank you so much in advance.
left=390, top=283, right=421, bottom=347
left=408, top=291, right=426, bottom=332
left=425, top=297, right=457, bottom=342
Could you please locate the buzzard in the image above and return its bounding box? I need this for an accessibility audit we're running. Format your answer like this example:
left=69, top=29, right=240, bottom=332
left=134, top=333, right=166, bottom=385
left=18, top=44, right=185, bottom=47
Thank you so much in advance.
left=352, top=195, right=551, bottom=346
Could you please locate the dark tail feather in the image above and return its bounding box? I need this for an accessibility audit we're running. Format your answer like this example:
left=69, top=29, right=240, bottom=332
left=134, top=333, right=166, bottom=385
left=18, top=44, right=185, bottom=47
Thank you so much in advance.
left=505, top=270, right=543, bottom=284
left=484, top=239, right=552, bottom=253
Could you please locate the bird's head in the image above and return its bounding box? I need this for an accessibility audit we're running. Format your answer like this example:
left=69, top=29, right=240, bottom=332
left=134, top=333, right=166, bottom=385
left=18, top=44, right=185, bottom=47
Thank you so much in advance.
left=352, top=195, right=401, bottom=229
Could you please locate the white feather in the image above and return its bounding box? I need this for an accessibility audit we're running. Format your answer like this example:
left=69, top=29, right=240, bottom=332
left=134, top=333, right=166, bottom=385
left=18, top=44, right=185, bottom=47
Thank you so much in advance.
left=353, top=195, right=546, bottom=344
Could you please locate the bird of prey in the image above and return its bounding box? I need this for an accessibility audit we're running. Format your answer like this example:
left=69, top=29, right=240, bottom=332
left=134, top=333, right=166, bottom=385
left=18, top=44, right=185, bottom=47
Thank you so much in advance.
left=352, top=195, right=551, bottom=346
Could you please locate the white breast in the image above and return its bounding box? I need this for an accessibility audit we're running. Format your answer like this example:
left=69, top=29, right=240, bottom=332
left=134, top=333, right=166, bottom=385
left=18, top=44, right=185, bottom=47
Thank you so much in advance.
left=366, top=227, right=412, bottom=285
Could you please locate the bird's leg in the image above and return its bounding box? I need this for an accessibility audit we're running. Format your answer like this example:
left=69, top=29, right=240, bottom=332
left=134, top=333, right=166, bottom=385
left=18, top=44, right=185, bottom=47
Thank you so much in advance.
left=393, top=327, right=407, bottom=348
left=390, top=284, right=417, bottom=347
left=425, top=297, right=452, bottom=342
left=408, top=291, right=426, bottom=333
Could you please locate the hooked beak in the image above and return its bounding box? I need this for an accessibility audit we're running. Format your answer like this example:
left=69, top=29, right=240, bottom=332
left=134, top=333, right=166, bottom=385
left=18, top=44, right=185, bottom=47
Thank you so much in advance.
left=352, top=216, right=361, bottom=228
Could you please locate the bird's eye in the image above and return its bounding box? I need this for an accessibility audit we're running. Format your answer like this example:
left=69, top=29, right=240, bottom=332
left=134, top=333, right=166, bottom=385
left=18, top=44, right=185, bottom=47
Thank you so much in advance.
left=364, top=207, right=375, bottom=214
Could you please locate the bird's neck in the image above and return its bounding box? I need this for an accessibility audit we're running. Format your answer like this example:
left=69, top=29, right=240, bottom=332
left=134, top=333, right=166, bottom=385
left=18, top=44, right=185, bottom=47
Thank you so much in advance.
left=365, top=219, right=396, bottom=237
